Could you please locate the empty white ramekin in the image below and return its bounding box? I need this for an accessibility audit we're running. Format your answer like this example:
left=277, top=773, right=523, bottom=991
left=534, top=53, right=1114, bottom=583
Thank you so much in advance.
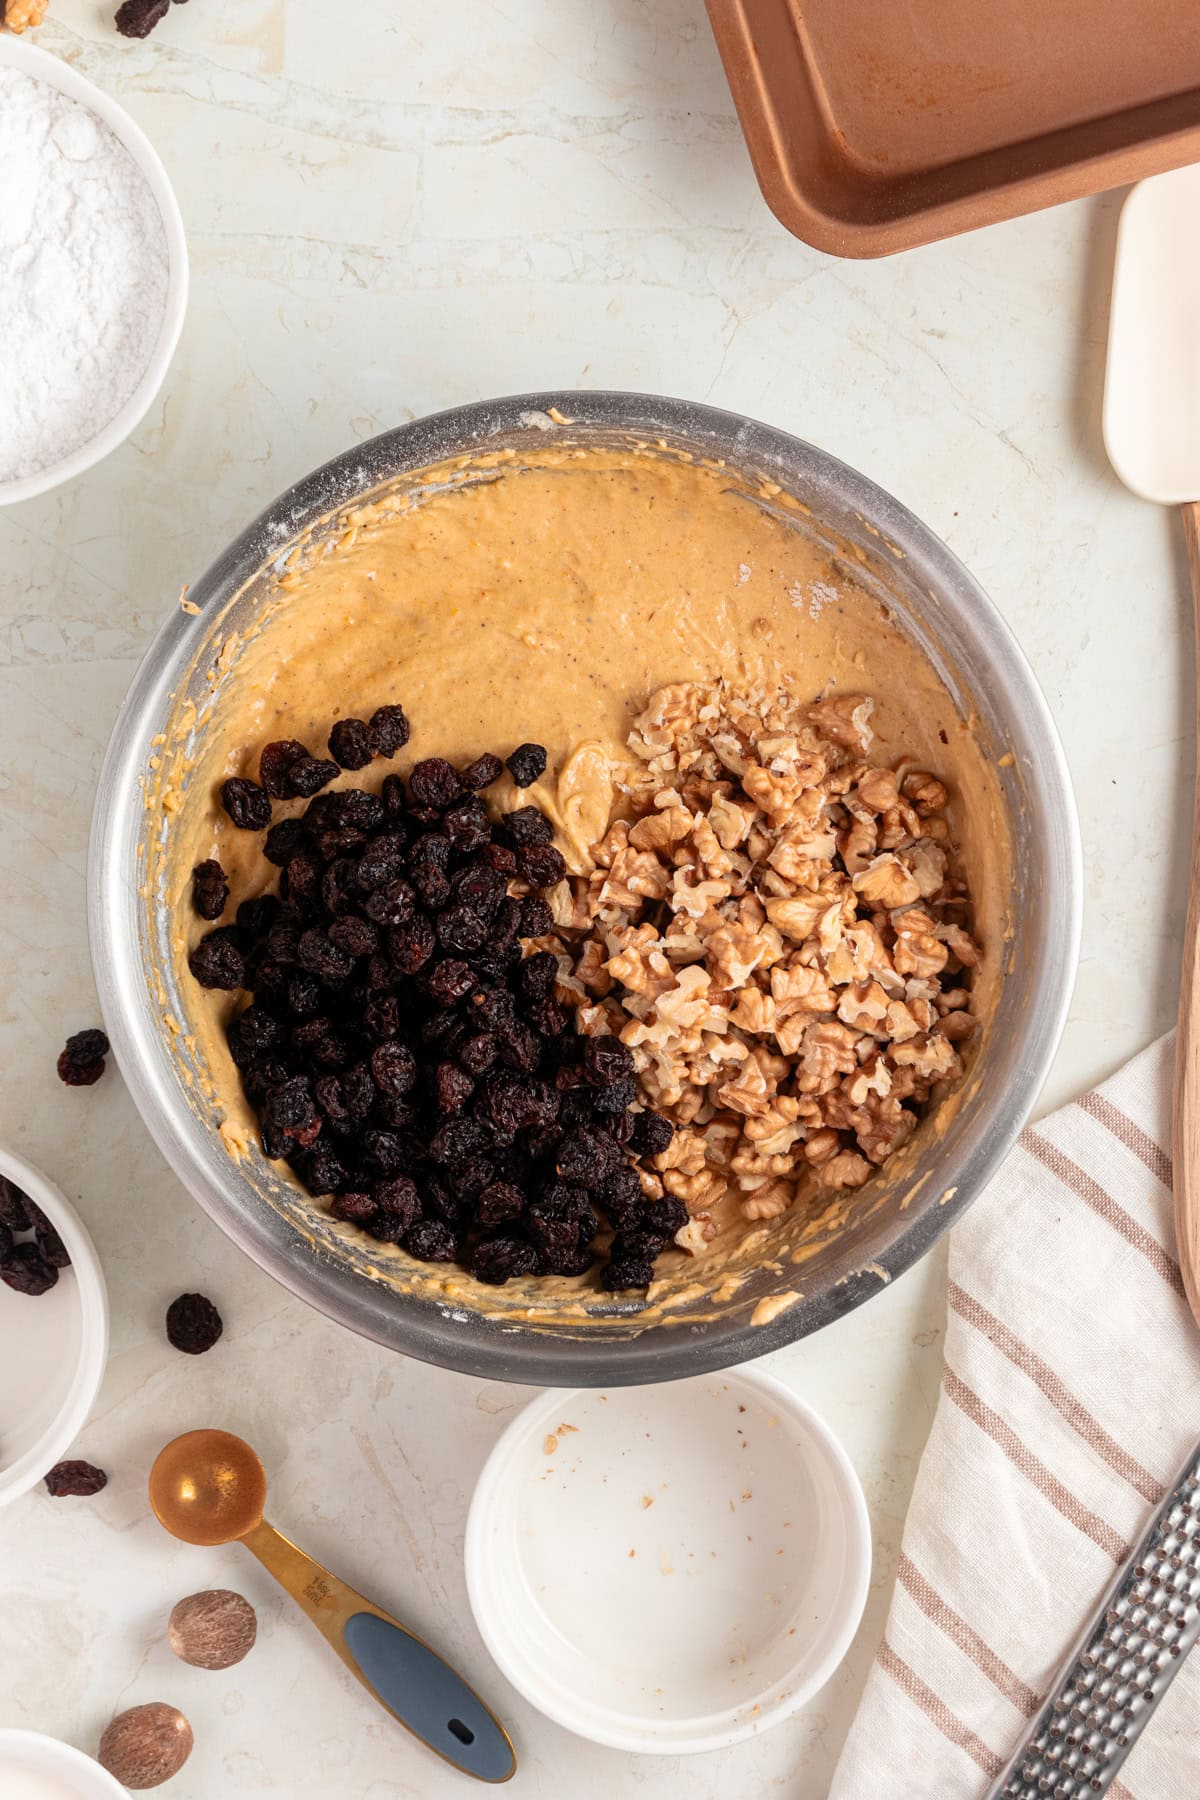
left=0, top=36, right=188, bottom=507
left=465, top=1366, right=870, bottom=1754
left=0, top=1147, right=109, bottom=1506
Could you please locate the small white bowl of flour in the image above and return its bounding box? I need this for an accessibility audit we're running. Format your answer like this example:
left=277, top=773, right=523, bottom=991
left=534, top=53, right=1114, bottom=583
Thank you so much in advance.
left=0, top=37, right=187, bottom=505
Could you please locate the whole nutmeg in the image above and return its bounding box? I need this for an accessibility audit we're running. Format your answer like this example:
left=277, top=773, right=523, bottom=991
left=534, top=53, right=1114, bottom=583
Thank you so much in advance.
left=168, top=1587, right=257, bottom=1670
left=98, top=1702, right=193, bottom=1790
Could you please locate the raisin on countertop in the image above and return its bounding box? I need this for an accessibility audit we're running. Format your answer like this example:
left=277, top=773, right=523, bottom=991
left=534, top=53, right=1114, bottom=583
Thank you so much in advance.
left=165, top=1292, right=224, bottom=1355
left=56, top=1028, right=110, bottom=1087
left=44, top=1460, right=107, bottom=1498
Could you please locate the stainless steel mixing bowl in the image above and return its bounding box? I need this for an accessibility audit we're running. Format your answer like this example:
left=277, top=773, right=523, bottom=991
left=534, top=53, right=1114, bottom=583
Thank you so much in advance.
left=89, top=392, right=1081, bottom=1384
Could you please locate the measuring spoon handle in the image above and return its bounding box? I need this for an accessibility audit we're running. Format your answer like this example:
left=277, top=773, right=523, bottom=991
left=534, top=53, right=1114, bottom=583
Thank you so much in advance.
left=241, top=1518, right=515, bottom=1783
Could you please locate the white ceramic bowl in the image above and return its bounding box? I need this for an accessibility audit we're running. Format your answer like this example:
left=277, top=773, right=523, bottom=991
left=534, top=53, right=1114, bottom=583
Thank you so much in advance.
left=0, top=1730, right=127, bottom=1799
left=465, top=1367, right=870, bottom=1754
left=0, top=1148, right=109, bottom=1507
left=0, top=36, right=188, bottom=507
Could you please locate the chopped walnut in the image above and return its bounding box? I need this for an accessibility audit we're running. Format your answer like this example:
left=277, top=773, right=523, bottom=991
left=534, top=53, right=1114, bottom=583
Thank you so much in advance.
left=552, top=678, right=981, bottom=1239
left=3, top=0, right=50, bottom=29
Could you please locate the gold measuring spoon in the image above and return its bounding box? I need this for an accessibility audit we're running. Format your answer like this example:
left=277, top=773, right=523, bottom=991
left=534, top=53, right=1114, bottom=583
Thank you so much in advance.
left=149, top=1429, right=515, bottom=1783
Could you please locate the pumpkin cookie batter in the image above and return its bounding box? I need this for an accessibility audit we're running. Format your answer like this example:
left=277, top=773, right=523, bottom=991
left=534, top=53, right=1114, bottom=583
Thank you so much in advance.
left=162, top=443, right=1011, bottom=1319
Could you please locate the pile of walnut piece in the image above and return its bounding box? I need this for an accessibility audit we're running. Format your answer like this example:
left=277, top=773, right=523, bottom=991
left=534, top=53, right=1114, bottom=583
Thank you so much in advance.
left=538, top=681, right=980, bottom=1257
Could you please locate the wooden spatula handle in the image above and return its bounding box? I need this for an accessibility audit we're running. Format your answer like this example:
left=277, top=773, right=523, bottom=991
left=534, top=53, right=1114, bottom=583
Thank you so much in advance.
left=1175, top=499, right=1200, bottom=1326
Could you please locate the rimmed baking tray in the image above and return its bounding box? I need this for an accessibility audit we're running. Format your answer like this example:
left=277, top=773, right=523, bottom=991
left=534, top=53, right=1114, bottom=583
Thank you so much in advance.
left=706, top=0, right=1200, bottom=257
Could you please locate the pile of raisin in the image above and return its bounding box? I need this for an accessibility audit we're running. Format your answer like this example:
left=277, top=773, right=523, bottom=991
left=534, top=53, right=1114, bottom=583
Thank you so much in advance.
left=0, top=1175, right=70, bottom=1297
left=188, top=713, right=681, bottom=1290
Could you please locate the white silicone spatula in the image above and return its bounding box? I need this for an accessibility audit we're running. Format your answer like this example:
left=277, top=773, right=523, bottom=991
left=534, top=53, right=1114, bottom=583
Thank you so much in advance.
left=1104, top=164, right=1200, bottom=1328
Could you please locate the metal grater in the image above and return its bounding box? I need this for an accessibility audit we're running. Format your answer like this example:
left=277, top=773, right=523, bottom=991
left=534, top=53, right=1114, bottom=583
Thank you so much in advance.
left=986, top=1440, right=1200, bottom=1799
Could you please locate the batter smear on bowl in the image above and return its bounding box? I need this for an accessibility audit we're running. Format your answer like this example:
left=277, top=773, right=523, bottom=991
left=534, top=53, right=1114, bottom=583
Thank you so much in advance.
left=165, top=443, right=1008, bottom=1311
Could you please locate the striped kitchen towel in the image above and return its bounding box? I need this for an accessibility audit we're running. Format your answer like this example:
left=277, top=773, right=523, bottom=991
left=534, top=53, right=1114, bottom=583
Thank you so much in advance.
left=831, top=1033, right=1200, bottom=1798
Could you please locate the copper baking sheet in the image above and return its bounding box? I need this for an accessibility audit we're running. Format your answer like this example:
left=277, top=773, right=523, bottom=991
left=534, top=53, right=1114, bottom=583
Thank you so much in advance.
left=706, top=0, right=1200, bottom=257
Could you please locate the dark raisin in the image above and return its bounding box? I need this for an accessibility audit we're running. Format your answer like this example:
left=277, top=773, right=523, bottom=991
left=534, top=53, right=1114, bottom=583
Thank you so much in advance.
left=519, top=844, right=567, bottom=889
left=360, top=1131, right=407, bottom=1178
left=526, top=996, right=570, bottom=1039
left=601, top=1165, right=645, bottom=1231
left=444, top=800, right=491, bottom=854
left=493, top=1014, right=538, bottom=1069
left=503, top=805, right=553, bottom=848
left=388, top=917, right=436, bottom=975
left=592, top=1076, right=637, bottom=1114
left=405, top=1219, right=457, bottom=1262
left=449, top=1156, right=494, bottom=1204
left=527, top=1184, right=589, bottom=1255
left=453, top=860, right=506, bottom=917
left=290, top=757, right=341, bottom=798
left=265, top=918, right=303, bottom=965
left=365, top=1210, right=406, bottom=1243
left=435, top=1062, right=474, bottom=1115
left=437, top=905, right=488, bottom=955
left=471, top=1236, right=538, bottom=1285
left=423, top=959, right=476, bottom=1006
left=220, top=777, right=272, bottom=831
left=372, top=1176, right=421, bottom=1228
left=303, top=1142, right=350, bottom=1194
left=365, top=879, right=417, bottom=928
left=330, top=1191, right=376, bottom=1223
left=517, top=951, right=558, bottom=1003
left=584, top=1036, right=634, bottom=1086
left=362, top=994, right=400, bottom=1041
left=44, top=1460, right=108, bottom=1497
left=355, top=835, right=407, bottom=891
left=237, top=894, right=282, bottom=937
left=382, top=773, right=407, bottom=815
left=459, top=1031, right=498, bottom=1076
left=603, top=1108, right=635, bottom=1146
left=189, top=928, right=246, bottom=991
left=56, top=1027, right=111, bottom=1086
left=628, top=1109, right=675, bottom=1159
left=165, top=1291, right=223, bottom=1354
left=259, top=739, right=310, bottom=798
left=191, top=858, right=229, bottom=921
left=369, top=704, right=411, bottom=758
left=460, top=752, right=503, bottom=790
left=1, top=1243, right=57, bottom=1296
left=506, top=743, right=548, bottom=788
left=539, top=1240, right=596, bottom=1277
left=322, top=857, right=360, bottom=916
left=115, top=0, right=170, bottom=40
left=298, top=929, right=353, bottom=985
left=476, top=1180, right=526, bottom=1226
left=285, top=972, right=322, bottom=1019
left=328, top=717, right=373, bottom=770
left=556, top=1126, right=619, bottom=1190
left=343, top=1062, right=376, bottom=1122
left=329, top=915, right=379, bottom=959
left=282, top=852, right=321, bottom=905
left=518, top=895, right=553, bottom=937
left=408, top=757, right=462, bottom=809
left=600, top=1256, right=655, bottom=1292
left=263, top=817, right=308, bottom=866
left=371, top=1041, right=417, bottom=1097
left=643, top=1194, right=688, bottom=1239
left=429, top=1118, right=489, bottom=1167
left=334, top=789, right=386, bottom=833
left=481, top=842, right=519, bottom=875
left=0, top=1219, right=11, bottom=1262
left=0, top=1177, right=32, bottom=1231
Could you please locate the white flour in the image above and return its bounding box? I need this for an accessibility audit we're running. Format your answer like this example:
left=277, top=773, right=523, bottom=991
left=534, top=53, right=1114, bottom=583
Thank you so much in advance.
left=0, top=67, right=169, bottom=483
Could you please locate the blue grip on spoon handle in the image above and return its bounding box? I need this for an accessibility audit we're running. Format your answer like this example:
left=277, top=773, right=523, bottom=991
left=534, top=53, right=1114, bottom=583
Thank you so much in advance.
left=342, top=1609, right=516, bottom=1783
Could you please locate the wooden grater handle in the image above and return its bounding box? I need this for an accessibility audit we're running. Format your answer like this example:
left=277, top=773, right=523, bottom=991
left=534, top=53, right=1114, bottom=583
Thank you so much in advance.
left=1174, top=500, right=1200, bottom=1327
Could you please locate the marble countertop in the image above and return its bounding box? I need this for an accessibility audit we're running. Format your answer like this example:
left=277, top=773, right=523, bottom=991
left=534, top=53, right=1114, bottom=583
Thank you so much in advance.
left=0, top=2, right=1189, bottom=1795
